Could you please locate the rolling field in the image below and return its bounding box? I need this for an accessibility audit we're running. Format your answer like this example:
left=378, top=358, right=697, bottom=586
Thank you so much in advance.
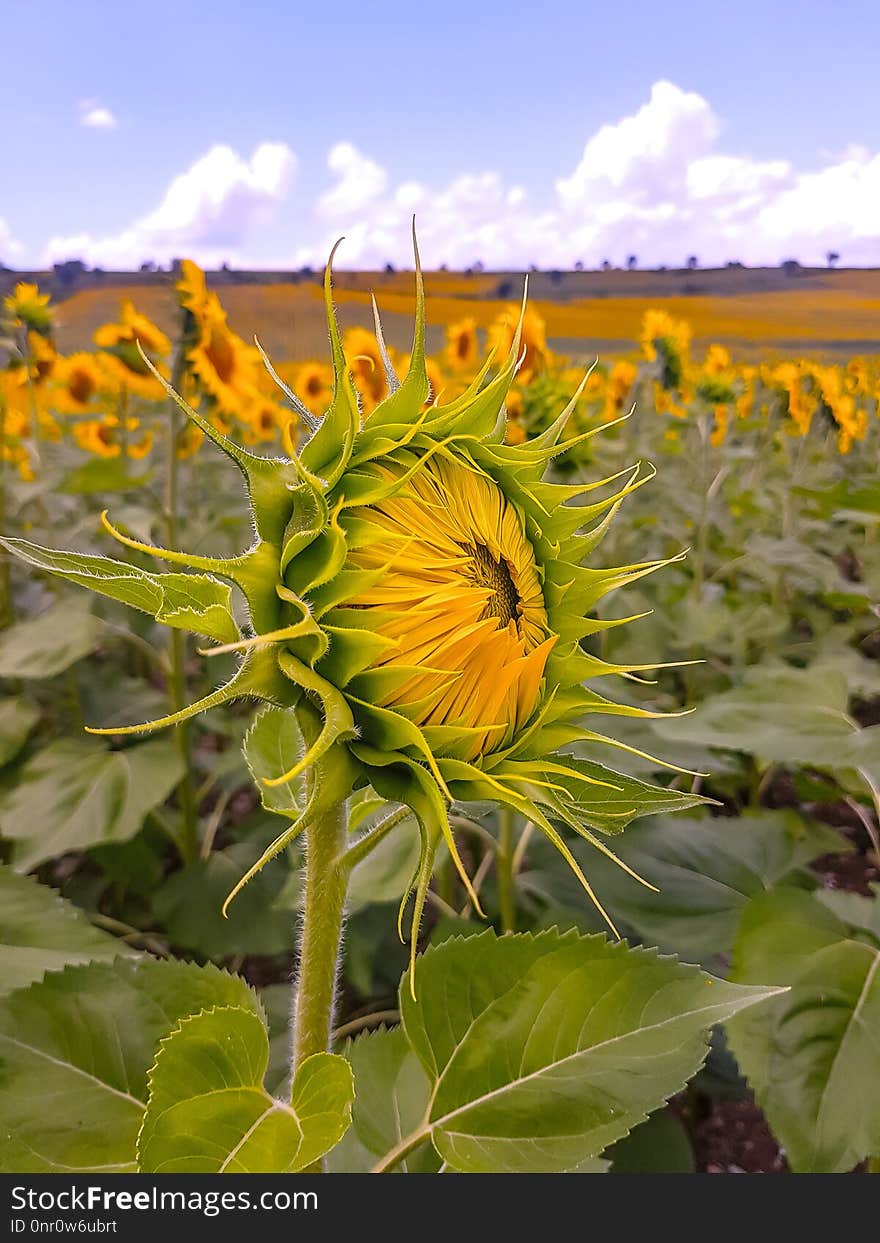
left=12, top=264, right=880, bottom=362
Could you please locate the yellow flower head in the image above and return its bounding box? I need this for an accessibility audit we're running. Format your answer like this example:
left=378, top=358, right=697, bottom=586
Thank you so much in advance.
left=4, top=232, right=701, bottom=983
left=54, top=352, right=105, bottom=414
left=294, top=362, right=334, bottom=414
left=94, top=298, right=171, bottom=398
left=27, top=332, right=57, bottom=384
left=641, top=309, right=691, bottom=390
left=343, top=326, right=388, bottom=412
left=176, top=259, right=210, bottom=316
left=445, top=317, right=479, bottom=371
left=488, top=303, right=551, bottom=384
left=188, top=295, right=259, bottom=417
left=4, top=282, right=53, bottom=335
left=603, top=360, right=637, bottom=421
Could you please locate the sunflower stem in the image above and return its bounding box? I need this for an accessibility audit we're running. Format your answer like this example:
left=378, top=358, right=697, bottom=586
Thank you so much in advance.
left=497, top=806, right=517, bottom=933
left=164, top=342, right=199, bottom=863
left=292, top=786, right=349, bottom=1074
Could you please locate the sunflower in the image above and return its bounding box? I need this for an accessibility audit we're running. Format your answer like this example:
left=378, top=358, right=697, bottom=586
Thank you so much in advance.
left=4, top=282, right=53, bottom=336
left=28, top=332, right=57, bottom=383
left=641, top=309, right=691, bottom=390
left=294, top=362, right=334, bottom=414
left=176, top=259, right=210, bottom=317
left=94, top=298, right=171, bottom=358
left=487, top=303, right=550, bottom=383
left=4, top=234, right=699, bottom=979
left=603, top=359, right=637, bottom=421
left=73, top=418, right=121, bottom=458
left=445, top=317, right=479, bottom=371
left=187, top=295, right=260, bottom=418
left=343, top=326, right=387, bottom=412
left=94, top=299, right=171, bottom=398
left=53, top=352, right=106, bottom=414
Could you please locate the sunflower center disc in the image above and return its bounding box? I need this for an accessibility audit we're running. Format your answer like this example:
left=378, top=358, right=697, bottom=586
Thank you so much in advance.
left=464, top=541, right=521, bottom=629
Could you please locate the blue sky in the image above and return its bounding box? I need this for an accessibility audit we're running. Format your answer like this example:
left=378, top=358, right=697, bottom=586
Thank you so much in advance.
left=3, top=0, right=879, bottom=268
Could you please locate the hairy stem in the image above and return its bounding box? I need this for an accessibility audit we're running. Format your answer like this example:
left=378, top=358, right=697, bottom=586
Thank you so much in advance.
left=292, top=796, right=349, bottom=1074
left=164, top=345, right=198, bottom=862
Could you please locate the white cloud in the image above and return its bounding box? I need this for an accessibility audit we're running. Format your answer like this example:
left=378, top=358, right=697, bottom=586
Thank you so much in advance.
left=36, top=83, right=880, bottom=270
left=44, top=141, right=297, bottom=267
left=79, top=100, right=118, bottom=130
left=318, top=143, right=388, bottom=217
left=0, top=217, right=22, bottom=262
left=295, top=80, right=880, bottom=269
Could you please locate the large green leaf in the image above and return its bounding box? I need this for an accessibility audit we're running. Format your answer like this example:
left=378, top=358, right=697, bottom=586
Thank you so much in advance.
left=138, top=1006, right=353, bottom=1173
left=328, top=1026, right=439, bottom=1173
left=396, top=929, right=781, bottom=1173
left=0, top=958, right=258, bottom=1172
left=658, top=663, right=880, bottom=778
left=0, top=537, right=239, bottom=644
left=727, top=888, right=880, bottom=1172
left=0, top=601, right=101, bottom=679
left=523, top=812, right=844, bottom=962
left=0, top=697, right=39, bottom=766
left=0, top=738, right=184, bottom=871
left=0, top=866, right=134, bottom=996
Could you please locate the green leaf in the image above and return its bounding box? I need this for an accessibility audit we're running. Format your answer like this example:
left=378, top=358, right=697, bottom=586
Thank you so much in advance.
left=0, top=697, right=39, bottom=766
left=0, top=737, right=184, bottom=871
left=727, top=888, right=880, bottom=1172
left=138, top=1006, right=353, bottom=1173
left=605, top=1108, right=694, bottom=1173
left=539, top=812, right=844, bottom=962
left=0, top=601, right=101, bottom=678
left=152, top=826, right=302, bottom=958
left=658, top=663, right=880, bottom=777
left=0, top=866, right=134, bottom=996
left=60, top=458, right=154, bottom=494
left=0, top=537, right=238, bottom=644
left=328, top=1026, right=439, bottom=1173
left=398, top=928, right=781, bottom=1173
left=242, top=706, right=305, bottom=817
left=0, top=958, right=258, bottom=1173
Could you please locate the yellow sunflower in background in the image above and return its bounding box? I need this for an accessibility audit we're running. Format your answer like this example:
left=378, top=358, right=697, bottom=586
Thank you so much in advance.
left=176, top=259, right=210, bottom=317
left=73, top=414, right=153, bottom=459
left=187, top=294, right=260, bottom=419
left=603, top=359, right=637, bottom=422
left=343, top=326, right=387, bottom=412
left=488, top=303, right=551, bottom=384
left=53, top=353, right=106, bottom=414
left=293, top=361, right=334, bottom=414
left=94, top=299, right=170, bottom=398
left=27, top=332, right=57, bottom=384
left=445, top=317, right=479, bottom=371
left=641, top=308, right=691, bottom=390
left=4, top=282, right=54, bottom=336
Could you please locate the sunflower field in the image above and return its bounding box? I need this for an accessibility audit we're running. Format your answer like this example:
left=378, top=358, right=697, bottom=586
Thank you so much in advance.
left=0, top=245, right=878, bottom=1178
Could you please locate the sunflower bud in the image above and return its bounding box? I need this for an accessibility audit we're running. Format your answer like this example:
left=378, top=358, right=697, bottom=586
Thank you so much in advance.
left=2, top=228, right=696, bottom=976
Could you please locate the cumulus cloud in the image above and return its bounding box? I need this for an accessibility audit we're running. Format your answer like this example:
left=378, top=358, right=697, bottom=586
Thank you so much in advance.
left=317, top=143, right=388, bottom=217
left=38, top=83, right=880, bottom=269
left=44, top=142, right=297, bottom=268
left=79, top=100, right=117, bottom=130
left=295, top=80, right=880, bottom=269
left=0, top=217, right=22, bottom=262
